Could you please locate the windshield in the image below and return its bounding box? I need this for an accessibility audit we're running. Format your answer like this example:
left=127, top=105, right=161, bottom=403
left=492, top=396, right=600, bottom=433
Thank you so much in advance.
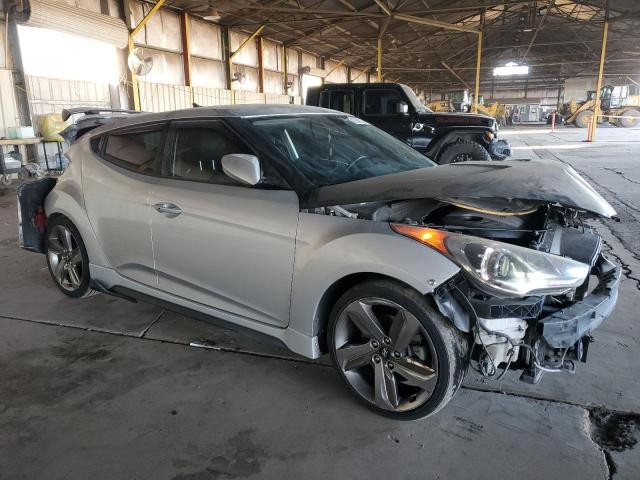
left=399, top=84, right=432, bottom=112
left=250, top=114, right=435, bottom=187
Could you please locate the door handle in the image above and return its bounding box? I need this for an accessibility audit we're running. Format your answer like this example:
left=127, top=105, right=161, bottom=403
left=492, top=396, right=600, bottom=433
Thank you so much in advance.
left=154, top=202, right=182, bottom=217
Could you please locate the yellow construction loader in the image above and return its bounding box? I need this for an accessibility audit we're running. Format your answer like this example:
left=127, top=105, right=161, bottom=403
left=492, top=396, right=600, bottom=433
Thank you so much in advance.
left=564, top=84, right=640, bottom=128
left=471, top=102, right=508, bottom=125
left=427, top=100, right=454, bottom=112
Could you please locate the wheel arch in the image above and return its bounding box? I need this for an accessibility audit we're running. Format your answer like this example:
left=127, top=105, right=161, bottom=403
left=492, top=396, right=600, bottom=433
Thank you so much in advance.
left=287, top=228, right=460, bottom=356
left=45, top=186, right=109, bottom=268
left=426, top=128, right=492, bottom=161
left=312, top=272, right=417, bottom=353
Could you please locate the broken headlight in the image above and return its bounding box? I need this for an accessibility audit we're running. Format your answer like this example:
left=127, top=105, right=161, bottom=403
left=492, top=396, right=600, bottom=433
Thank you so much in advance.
left=391, top=224, right=589, bottom=297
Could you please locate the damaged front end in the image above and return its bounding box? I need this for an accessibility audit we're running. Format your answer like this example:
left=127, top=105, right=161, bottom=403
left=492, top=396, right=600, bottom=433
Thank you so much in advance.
left=308, top=191, right=621, bottom=384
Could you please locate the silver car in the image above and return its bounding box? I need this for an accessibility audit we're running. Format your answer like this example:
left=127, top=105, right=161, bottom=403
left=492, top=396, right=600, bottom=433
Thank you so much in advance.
left=18, top=105, right=620, bottom=420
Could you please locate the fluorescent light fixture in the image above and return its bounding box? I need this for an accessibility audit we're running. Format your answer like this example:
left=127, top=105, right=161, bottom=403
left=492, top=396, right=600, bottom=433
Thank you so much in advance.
left=493, top=62, right=529, bottom=77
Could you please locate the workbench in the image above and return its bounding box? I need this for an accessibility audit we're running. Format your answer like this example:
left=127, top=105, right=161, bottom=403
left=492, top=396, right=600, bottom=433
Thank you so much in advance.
left=0, top=138, right=43, bottom=185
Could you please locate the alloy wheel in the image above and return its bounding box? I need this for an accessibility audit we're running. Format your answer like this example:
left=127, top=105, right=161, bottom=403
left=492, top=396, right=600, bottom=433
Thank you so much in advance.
left=47, top=225, right=84, bottom=292
left=333, top=297, right=439, bottom=412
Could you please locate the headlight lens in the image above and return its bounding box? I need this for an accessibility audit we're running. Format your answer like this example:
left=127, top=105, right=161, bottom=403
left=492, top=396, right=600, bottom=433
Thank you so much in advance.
left=391, top=224, right=589, bottom=297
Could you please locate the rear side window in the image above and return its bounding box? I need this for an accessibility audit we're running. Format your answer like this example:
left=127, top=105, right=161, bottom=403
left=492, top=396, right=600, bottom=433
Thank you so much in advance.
left=319, top=91, right=354, bottom=114
left=165, top=126, right=248, bottom=185
left=319, top=91, right=330, bottom=109
left=329, top=91, right=354, bottom=114
left=363, top=89, right=403, bottom=115
left=103, top=128, right=163, bottom=174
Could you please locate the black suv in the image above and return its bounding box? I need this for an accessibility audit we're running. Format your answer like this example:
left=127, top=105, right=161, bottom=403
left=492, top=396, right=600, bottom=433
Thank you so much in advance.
left=306, top=83, right=511, bottom=164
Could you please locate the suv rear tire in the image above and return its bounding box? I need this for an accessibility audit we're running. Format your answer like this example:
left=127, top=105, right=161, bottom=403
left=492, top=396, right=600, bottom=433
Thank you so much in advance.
left=328, top=279, right=469, bottom=420
left=437, top=140, right=491, bottom=164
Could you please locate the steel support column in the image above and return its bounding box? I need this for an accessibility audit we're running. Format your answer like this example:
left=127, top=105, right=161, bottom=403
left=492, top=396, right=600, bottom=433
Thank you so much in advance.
left=257, top=36, right=264, bottom=94
left=180, top=12, right=192, bottom=88
left=589, top=4, right=609, bottom=143
left=128, top=0, right=166, bottom=111
left=473, top=30, right=482, bottom=113
left=222, top=27, right=232, bottom=90
left=282, top=45, right=288, bottom=95
left=377, top=35, right=382, bottom=81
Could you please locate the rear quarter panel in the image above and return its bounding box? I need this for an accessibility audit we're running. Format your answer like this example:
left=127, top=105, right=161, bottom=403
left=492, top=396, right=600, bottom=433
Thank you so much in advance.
left=44, top=136, right=110, bottom=267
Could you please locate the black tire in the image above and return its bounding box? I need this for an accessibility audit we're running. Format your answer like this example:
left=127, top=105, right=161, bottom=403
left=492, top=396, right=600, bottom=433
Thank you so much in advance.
left=620, top=109, right=640, bottom=128
left=437, top=140, right=491, bottom=164
left=328, top=279, right=469, bottom=420
left=45, top=216, right=98, bottom=298
left=575, top=110, right=593, bottom=128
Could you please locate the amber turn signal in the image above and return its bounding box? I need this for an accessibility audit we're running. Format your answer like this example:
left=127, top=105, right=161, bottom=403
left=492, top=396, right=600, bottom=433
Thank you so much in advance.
left=390, top=224, right=449, bottom=254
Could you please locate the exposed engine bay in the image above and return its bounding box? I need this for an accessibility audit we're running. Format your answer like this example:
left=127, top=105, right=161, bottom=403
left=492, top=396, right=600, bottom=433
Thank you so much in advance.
left=306, top=196, right=620, bottom=384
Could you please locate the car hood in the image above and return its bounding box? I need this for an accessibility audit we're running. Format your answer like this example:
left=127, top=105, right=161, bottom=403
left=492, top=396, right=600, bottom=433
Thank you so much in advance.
left=417, top=111, right=495, bottom=128
left=304, top=159, right=616, bottom=218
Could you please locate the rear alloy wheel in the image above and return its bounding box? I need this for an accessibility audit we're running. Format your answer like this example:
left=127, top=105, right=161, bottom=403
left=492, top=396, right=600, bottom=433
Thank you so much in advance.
left=328, top=280, right=468, bottom=420
left=437, top=140, right=491, bottom=164
left=46, top=218, right=96, bottom=298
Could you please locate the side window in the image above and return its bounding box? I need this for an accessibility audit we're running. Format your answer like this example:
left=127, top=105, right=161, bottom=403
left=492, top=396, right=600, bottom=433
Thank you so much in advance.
left=319, top=91, right=330, bottom=108
left=103, top=128, right=163, bottom=174
left=166, top=125, right=249, bottom=185
left=330, top=91, right=354, bottom=114
left=363, top=89, right=403, bottom=116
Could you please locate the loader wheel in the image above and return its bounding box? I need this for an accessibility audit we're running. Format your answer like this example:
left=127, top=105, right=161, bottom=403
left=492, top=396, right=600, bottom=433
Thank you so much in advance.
left=620, top=109, right=640, bottom=128
left=575, top=110, right=593, bottom=128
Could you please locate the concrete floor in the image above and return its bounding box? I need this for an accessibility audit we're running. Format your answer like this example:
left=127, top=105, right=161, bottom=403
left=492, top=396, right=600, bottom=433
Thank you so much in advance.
left=1, top=125, right=639, bottom=480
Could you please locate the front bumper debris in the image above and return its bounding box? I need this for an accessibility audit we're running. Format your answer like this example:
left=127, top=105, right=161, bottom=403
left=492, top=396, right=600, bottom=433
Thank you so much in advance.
left=487, top=138, right=512, bottom=160
left=538, top=254, right=621, bottom=349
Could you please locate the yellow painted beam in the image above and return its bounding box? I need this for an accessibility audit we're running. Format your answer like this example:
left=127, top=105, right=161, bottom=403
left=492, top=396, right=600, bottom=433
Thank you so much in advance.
left=129, top=0, right=166, bottom=111
left=589, top=19, right=609, bottom=142
left=351, top=68, right=366, bottom=82
left=473, top=30, right=482, bottom=114
left=325, top=59, right=346, bottom=78
left=230, top=25, right=265, bottom=61
left=393, top=13, right=479, bottom=34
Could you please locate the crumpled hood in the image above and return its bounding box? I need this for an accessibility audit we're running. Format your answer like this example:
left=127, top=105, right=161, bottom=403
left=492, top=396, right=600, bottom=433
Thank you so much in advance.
left=417, top=111, right=495, bottom=129
left=304, top=159, right=616, bottom=218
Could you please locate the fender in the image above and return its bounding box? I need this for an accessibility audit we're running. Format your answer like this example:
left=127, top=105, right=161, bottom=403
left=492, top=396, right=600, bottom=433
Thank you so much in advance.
left=44, top=147, right=110, bottom=268
left=288, top=214, right=460, bottom=351
left=423, top=125, right=495, bottom=160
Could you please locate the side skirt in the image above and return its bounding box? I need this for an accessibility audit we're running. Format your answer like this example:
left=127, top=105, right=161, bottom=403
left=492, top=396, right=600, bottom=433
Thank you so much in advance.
left=88, top=264, right=321, bottom=359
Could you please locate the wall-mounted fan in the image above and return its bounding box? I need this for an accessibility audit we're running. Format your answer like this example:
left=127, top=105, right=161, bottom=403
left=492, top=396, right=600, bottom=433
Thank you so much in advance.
left=127, top=47, right=154, bottom=76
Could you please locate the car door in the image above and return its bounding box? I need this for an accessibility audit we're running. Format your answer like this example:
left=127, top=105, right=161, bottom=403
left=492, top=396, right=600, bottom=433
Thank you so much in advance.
left=149, top=119, right=299, bottom=327
left=360, top=88, right=413, bottom=144
left=82, top=123, right=166, bottom=287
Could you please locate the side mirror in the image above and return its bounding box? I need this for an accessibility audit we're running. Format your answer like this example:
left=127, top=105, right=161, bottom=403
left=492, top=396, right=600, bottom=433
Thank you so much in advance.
left=221, top=154, right=261, bottom=186
left=397, top=101, right=409, bottom=114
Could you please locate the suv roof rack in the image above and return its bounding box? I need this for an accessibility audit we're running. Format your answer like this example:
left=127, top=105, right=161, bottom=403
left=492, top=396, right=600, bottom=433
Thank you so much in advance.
left=61, top=108, right=145, bottom=122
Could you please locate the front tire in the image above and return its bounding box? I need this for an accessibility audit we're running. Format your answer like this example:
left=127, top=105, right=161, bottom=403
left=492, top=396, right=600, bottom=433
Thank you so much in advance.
left=620, top=109, right=640, bottom=128
left=328, top=279, right=469, bottom=420
left=45, top=217, right=97, bottom=298
left=575, top=110, right=593, bottom=128
left=437, top=140, right=491, bottom=164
